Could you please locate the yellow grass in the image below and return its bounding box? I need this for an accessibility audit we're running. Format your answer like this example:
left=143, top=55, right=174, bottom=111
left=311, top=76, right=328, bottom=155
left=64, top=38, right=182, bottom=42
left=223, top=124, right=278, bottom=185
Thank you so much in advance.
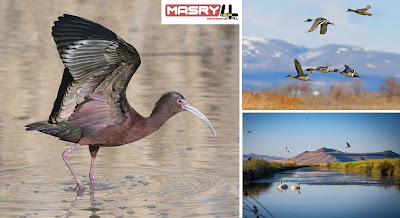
left=243, top=89, right=400, bottom=110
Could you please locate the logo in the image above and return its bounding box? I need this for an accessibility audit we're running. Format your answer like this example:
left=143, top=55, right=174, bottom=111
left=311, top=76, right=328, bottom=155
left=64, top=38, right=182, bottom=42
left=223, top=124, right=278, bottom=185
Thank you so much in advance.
left=162, top=0, right=240, bottom=24
left=166, top=5, right=221, bottom=16
left=220, top=4, right=238, bottom=20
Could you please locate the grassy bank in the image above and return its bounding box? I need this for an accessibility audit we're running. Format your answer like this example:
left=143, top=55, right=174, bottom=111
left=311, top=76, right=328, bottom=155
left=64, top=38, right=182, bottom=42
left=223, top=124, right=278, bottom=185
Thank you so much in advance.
left=243, top=159, right=299, bottom=182
left=327, top=158, right=400, bottom=177
left=242, top=89, right=400, bottom=110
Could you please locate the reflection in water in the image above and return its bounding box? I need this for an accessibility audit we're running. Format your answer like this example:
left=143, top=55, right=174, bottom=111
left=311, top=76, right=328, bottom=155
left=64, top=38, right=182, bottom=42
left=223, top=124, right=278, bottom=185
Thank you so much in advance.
left=0, top=0, right=239, bottom=217
left=244, top=167, right=400, bottom=218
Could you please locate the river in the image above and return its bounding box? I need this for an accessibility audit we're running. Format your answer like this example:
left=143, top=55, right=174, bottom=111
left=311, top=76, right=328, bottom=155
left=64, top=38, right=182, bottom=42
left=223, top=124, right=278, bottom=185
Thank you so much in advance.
left=243, top=167, right=400, bottom=218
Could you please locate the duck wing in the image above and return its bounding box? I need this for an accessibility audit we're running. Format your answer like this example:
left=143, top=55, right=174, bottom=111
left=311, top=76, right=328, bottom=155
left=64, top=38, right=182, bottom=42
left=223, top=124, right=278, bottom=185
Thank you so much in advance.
left=359, top=5, right=371, bottom=12
left=344, top=65, right=354, bottom=73
left=320, top=22, right=328, bottom=35
left=307, top=18, right=325, bottom=32
left=294, top=59, right=305, bottom=76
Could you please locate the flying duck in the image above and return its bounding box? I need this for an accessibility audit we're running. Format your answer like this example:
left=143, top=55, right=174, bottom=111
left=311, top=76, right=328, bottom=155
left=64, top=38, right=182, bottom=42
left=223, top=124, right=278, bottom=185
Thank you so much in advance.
left=347, top=5, right=372, bottom=16
left=334, top=65, right=361, bottom=78
left=305, top=17, right=334, bottom=35
left=287, top=59, right=312, bottom=81
left=307, top=64, right=332, bottom=73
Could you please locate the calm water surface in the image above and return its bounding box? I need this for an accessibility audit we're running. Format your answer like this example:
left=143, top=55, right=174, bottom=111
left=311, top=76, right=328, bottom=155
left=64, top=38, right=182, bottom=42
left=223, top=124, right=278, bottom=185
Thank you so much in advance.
left=0, top=0, right=239, bottom=217
left=244, top=167, right=400, bottom=218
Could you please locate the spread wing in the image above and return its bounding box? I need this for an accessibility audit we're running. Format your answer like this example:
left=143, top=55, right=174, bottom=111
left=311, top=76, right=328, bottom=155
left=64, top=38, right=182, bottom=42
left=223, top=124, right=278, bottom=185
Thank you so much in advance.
left=320, top=22, right=328, bottom=34
left=344, top=65, right=353, bottom=73
left=359, top=5, right=371, bottom=12
left=49, top=14, right=141, bottom=135
left=307, top=18, right=324, bottom=32
left=294, top=59, right=305, bottom=76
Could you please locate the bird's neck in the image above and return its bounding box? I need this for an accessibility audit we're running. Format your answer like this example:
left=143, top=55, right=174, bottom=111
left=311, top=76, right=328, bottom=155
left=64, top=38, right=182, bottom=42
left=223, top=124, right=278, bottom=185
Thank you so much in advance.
left=147, top=104, right=175, bottom=130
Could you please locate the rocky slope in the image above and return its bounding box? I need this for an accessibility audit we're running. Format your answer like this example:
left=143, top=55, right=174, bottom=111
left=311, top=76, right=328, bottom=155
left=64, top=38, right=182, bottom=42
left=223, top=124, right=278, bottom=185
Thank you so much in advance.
left=281, top=147, right=400, bottom=164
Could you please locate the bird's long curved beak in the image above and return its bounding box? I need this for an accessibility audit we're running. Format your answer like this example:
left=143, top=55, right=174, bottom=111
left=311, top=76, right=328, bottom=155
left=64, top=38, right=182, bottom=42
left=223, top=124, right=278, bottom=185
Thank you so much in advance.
left=183, top=102, right=216, bottom=136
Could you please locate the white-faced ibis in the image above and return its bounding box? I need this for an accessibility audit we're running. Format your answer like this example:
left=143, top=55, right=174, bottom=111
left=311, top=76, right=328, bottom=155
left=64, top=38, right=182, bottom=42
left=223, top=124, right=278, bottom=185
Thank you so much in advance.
left=26, top=14, right=216, bottom=191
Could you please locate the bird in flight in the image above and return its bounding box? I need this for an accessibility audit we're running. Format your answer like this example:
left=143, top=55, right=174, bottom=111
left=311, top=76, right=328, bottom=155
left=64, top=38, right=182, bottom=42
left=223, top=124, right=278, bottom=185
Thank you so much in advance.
left=286, top=59, right=312, bottom=81
left=347, top=5, right=372, bottom=16
left=247, top=130, right=252, bottom=134
left=334, top=65, right=362, bottom=78
left=286, top=147, right=291, bottom=153
left=346, top=142, right=351, bottom=148
left=305, top=17, right=335, bottom=35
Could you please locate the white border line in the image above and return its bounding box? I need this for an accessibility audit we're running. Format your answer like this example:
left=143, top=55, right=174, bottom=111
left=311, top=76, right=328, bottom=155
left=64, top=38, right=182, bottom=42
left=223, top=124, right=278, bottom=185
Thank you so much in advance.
left=238, top=7, right=243, bottom=216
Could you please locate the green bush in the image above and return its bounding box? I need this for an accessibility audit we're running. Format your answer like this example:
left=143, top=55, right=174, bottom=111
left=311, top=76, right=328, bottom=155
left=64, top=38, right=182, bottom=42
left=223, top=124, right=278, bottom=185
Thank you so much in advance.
left=327, top=158, right=400, bottom=177
left=243, top=159, right=298, bottom=181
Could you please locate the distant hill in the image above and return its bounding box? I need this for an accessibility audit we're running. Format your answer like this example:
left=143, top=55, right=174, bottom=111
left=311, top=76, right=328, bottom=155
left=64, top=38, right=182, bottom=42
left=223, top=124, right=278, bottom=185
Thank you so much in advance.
left=243, top=153, right=285, bottom=161
left=281, top=147, right=400, bottom=164
left=243, top=36, right=400, bottom=75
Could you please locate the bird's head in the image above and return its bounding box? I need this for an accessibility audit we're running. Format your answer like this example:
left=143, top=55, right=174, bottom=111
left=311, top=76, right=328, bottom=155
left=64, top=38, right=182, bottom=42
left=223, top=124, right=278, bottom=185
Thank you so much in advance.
left=286, top=74, right=295, bottom=78
left=153, top=92, right=216, bottom=136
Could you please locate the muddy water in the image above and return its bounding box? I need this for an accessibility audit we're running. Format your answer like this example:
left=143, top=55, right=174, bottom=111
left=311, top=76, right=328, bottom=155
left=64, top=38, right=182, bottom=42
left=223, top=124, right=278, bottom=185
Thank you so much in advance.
left=244, top=167, right=400, bottom=218
left=0, top=0, right=239, bottom=217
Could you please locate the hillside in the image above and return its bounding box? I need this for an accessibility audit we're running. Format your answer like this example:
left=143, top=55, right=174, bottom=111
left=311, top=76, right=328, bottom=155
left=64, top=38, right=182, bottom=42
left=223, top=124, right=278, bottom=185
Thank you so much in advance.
left=243, top=153, right=285, bottom=161
left=281, top=147, right=400, bottom=164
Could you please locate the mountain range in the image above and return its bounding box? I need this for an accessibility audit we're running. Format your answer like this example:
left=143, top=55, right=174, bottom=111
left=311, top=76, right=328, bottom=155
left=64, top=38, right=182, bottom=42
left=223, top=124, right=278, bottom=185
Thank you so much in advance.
left=281, top=147, right=400, bottom=164
left=243, top=36, right=400, bottom=76
left=243, top=153, right=285, bottom=161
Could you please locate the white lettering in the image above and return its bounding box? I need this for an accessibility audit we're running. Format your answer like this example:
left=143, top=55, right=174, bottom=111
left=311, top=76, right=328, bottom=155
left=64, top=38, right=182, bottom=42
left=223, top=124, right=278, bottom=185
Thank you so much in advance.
left=209, top=6, right=220, bottom=15
left=188, top=6, right=198, bottom=15
left=177, top=6, right=188, bottom=15
left=166, top=6, right=177, bottom=15
left=198, top=6, right=209, bottom=15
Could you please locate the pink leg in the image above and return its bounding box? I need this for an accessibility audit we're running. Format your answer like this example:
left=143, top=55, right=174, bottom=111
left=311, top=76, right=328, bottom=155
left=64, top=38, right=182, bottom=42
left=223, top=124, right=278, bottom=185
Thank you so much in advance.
left=62, top=143, right=85, bottom=190
left=89, top=146, right=99, bottom=185
left=89, top=157, right=96, bottom=184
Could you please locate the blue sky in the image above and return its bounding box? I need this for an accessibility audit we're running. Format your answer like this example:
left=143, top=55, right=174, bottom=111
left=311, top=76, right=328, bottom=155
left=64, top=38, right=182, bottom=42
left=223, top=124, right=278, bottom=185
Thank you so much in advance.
left=243, top=113, right=400, bottom=158
left=243, top=0, right=400, bottom=54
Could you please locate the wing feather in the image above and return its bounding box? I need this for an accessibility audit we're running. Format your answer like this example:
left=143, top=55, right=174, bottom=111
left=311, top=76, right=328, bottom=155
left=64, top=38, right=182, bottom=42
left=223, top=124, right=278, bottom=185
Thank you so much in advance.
left=48, top=14, right=140, bottom=138
left=294, top=59, right=305, bottom=76
left=307, top=18, right=324, bottom=32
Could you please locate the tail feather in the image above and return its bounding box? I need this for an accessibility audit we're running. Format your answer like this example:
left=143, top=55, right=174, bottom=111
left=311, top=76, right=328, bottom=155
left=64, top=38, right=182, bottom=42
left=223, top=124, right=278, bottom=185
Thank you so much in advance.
left=26, top=121, right=58, bottom=131
left=25, top=121, right=81, bottom=142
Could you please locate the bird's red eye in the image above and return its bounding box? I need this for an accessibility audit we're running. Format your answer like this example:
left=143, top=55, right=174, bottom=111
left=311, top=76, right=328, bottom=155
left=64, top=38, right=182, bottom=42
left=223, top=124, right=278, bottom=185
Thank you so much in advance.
left=177, top=99, right=183, bottom=104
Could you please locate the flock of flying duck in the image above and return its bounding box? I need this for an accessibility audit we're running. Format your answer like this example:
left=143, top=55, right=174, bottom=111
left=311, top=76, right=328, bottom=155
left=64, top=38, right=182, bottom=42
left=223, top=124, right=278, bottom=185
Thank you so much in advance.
left=287, top=5, right=372, bottom=81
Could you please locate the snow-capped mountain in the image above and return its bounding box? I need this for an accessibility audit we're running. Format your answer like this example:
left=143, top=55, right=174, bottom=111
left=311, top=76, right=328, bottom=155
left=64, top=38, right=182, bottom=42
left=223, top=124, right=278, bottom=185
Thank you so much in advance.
left=243, top=36, right=400, bottom=76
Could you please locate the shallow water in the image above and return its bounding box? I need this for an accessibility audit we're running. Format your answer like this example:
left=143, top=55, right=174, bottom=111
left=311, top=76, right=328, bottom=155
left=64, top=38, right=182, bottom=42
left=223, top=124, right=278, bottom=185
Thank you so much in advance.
left=243, top=167, right=400, bottom=218
left=0, top=0, right=239, bottom=217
